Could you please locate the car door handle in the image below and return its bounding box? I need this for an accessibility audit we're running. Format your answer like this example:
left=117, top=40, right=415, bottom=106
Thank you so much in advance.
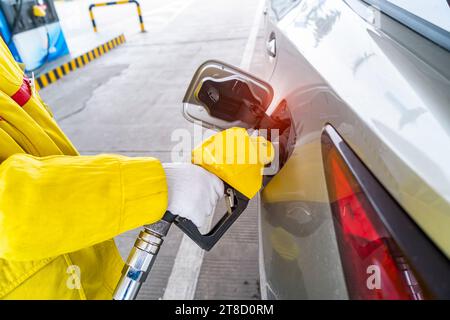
left=266, top=34, right=276, bottom=58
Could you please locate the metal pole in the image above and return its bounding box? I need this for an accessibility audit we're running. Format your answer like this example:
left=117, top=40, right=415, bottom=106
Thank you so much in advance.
left=133, top=0, right=145, bottom=33
left=89, top=0, right=145, bottom=33
left=88, top=4, right=97, bottom=32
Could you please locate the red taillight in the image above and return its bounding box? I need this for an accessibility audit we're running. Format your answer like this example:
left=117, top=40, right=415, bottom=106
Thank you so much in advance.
left=324, top=140, right=426, bottom=300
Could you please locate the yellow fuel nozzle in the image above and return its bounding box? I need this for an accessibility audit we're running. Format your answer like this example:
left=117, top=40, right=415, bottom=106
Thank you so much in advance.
left=192, top=127, right=274, bottom=199
left=32, top=5, right=47, bottom=18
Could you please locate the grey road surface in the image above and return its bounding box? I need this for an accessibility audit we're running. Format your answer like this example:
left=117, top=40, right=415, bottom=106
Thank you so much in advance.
left=40, top=0, right=267, bottom=300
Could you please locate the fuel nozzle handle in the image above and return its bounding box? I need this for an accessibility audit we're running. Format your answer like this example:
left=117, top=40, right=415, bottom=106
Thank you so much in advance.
left=174, top=184, right=249, bottom=251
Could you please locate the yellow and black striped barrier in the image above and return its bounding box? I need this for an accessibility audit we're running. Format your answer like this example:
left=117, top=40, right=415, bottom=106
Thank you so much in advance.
left=35, top=34, right=126, bottom=90
left=89, top=0, right=145, bottom=33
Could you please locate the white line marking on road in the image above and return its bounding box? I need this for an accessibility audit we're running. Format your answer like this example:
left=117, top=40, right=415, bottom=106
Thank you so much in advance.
left=240, top=0, right=265, bottom=70
left=153, top=0, right=197, bottom=31
left=162, top=0, right=265, bottom=300
left=162, top=215, right=214, bottom=300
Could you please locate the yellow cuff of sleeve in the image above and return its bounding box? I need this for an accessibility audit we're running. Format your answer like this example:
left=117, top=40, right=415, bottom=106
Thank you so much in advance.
left=119, top=157, right=168, bottom=231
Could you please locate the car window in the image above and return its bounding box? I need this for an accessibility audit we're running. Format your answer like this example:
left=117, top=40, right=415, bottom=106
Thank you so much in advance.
left=362, top=0, right=450, bottom=51
left=271, top=0, right=302, bottom=20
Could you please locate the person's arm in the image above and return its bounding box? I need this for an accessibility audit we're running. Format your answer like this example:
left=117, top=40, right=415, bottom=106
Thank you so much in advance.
left=0, top=154, right=168, bottom=261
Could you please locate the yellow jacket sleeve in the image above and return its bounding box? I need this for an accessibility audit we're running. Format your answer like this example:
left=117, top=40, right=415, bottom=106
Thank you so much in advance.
left=0, top=154, right=168, bottom=261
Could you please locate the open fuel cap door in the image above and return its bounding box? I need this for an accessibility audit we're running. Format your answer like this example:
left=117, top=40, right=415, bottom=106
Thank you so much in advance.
left=183, top=60, right=274, bottom=130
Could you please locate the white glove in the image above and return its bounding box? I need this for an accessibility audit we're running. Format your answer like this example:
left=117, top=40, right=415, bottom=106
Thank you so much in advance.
left=162, top=163, right=224, bottom=228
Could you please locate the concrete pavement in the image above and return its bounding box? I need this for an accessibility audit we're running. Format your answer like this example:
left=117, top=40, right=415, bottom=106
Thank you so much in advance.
left=41, top=0, right=267, bottom=299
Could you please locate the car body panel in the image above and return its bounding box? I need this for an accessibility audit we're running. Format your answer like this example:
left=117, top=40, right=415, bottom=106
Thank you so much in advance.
left=259, top=0, right=450, bottom=299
